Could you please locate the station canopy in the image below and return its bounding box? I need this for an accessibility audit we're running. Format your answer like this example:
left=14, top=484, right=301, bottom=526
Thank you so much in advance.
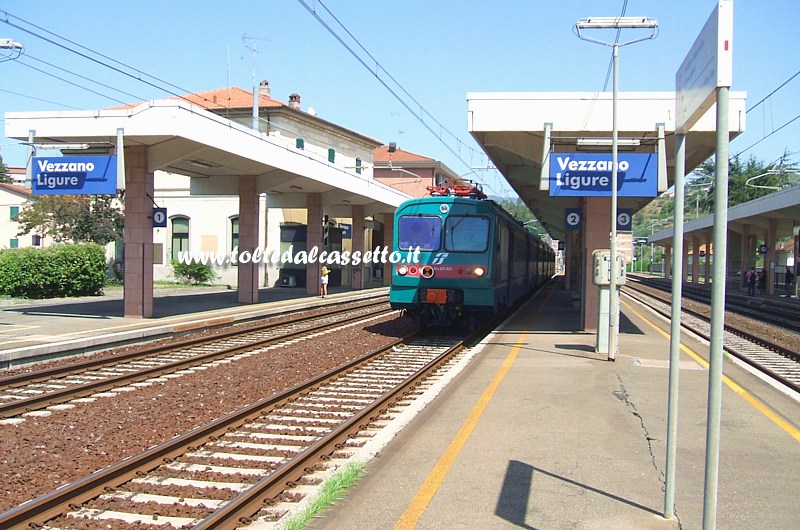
left=468, top=91, right=746, bottom=240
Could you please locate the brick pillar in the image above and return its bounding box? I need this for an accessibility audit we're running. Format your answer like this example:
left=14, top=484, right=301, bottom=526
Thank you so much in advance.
left=306, top=193, right=322, bottom=295
left=740, top=225, right=750, bottom=288
left=351, top=205, right=365, bottom=290
left=123, top=145, right=154, bottom=318
left=766, top=219, right=777, bottom=295
left=238, top=176, right=259, bottom=304
left=583, top=197, right=611, bottom=331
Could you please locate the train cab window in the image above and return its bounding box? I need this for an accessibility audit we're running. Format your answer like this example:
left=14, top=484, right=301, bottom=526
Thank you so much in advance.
left=445, top=216, right=489, bottom=252
left=398, top=215, right=441, bottom=251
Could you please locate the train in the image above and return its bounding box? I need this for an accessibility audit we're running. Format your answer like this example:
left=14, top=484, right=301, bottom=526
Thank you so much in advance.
left=389, top=184, right=555, bottom=327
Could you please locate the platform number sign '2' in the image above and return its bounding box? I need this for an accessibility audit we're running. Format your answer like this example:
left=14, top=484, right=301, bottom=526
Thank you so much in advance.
left=565, top=208, right=582, bottom=231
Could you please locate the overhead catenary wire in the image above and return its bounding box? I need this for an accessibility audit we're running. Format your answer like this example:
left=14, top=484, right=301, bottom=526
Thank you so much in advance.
left=296, top=0, right=500, bottom=197
left=0, top=10, right=237, bottom=114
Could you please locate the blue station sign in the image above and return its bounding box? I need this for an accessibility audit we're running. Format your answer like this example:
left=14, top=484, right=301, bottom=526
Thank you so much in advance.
left=32, top=156, right=118, bottom=195
left=548, top=153, right=657, bottom=198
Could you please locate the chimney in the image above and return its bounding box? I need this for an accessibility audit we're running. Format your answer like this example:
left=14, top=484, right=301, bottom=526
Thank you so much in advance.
left=288, top=93, right=301, bottom=110
left=258, top=80, right=271, bottom=98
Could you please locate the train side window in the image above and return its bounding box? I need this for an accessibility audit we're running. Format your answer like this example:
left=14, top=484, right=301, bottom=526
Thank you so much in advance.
left=398, top=215, right=441, bottom=251
left=445, top=215, right=490, bottom=252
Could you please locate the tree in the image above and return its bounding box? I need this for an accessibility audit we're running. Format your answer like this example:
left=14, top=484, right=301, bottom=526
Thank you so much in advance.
left=497, top=198, right=546, bottom=236
left=16, top=194, right=124, bottom=245
left=699, top=153, right=799, bottom=212
left=0, top=155, right=11, bottom=184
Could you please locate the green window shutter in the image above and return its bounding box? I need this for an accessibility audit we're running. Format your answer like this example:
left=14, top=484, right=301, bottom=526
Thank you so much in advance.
left=328, top=148, right=335, bottom=163
left=296, top=138, right=304, bottom=150
left=355, top=158, right=362, bottom=174
left=10, top=238, right=19, bottom=249
left=10, top=206, right=19, bottom=221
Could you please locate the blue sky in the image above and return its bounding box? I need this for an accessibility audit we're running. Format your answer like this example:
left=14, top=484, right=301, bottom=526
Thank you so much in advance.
left=1, top=0, right=798, bottom=198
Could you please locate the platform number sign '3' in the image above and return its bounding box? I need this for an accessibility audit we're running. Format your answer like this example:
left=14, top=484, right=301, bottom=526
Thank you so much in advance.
left=564, top=208, right=582, bottom=231
left=616, top=209, right=633, bottom=231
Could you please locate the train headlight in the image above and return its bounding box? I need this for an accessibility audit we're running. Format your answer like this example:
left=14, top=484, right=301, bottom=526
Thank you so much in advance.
left=473, top=267, right=486, bottom=277
left=397, top=265, right=408, bottom=276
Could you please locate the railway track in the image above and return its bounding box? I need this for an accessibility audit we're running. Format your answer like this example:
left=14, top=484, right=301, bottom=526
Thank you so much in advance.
left=628, top=274, right=800, bottom=333
left=623, top=283, right=800, bottom=395
left=0, top=331, right=473, bottom=529
left=0, top=299, right=391, bottom=420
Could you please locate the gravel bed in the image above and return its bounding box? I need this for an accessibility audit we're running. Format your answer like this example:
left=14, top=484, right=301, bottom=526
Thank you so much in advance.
left=0, top=312, right=417, bottom=514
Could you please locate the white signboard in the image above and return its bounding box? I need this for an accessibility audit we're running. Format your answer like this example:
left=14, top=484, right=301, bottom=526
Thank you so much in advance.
left=675, top=0, right=733, bottom=134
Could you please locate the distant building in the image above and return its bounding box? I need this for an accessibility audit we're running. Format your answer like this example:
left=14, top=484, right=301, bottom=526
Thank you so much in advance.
left=0, top=181, right=52, bottom=249
left=373, top=145, right=459, bottom=198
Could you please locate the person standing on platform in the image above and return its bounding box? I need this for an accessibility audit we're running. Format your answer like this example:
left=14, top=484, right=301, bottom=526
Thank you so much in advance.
left=320, top=266, right=330, bottom=298
left=746, top=266, right=756, bottom=296
left=785, top=267, right=794, bottom=297
left=758, top=268, right=767, bottom=295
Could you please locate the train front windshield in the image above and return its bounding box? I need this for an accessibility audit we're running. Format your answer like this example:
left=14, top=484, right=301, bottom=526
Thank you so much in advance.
left=398, top=215, right=441, bottom=251
left=445, top=216, right=489, bottom=252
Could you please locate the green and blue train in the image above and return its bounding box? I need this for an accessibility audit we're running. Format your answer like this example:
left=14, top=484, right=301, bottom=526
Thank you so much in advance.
left=389, top=187, right=555, bottom=327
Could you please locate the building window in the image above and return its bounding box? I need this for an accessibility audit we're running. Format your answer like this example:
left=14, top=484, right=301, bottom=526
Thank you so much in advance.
left=296, top=138, right=305, bottom=150
left=10, top=206, right=20, bottom=221
left=9, top=238, right=19, bottom=249
left=170, top=216, right=190, bottom=261
left=231, top=217, right=240, bottom=251
left=328, top=148, right=335, bottom=163
left=355, top=157, right=362, bottom=174
left=32, top=235, right=41, bottom=247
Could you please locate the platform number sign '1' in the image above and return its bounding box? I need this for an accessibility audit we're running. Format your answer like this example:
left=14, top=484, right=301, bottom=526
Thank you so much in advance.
left=152, top=208, right=167, bottom=228
left=565, top=208, right=582, bottom=231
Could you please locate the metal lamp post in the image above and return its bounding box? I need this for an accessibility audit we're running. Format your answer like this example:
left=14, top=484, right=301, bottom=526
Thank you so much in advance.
left=0, top=38, right=24, bottom=62
left=575, top=16, right=658, bottom=361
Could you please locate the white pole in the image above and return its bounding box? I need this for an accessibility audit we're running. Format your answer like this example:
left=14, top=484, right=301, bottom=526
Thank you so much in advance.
left=608, top=44, right=619, bottom=361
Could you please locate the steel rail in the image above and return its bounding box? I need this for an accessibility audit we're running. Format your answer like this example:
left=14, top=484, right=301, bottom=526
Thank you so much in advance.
left=0, top=304, right=393, bottom=419
left=0, top=298, right=388, bottom=390
left=0, top=328, right=422, bottom=529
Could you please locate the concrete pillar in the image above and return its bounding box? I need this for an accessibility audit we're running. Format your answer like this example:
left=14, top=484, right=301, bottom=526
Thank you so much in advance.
left=766, top=219, right=777, bottom=295
left=306, top=193, right=322, bottom=295
left=237, top=176, right=259, bottom=304
left=704, top=231, right=712, bottom=284
left=583, top=197, right=611, bottom=331
left=691, top=235, right=700, bottom=283
left=351, top=205, right=365, bottom=289
left=123, top=146, right=154, bottom=318
left=382, top=212, right=393, bottom=286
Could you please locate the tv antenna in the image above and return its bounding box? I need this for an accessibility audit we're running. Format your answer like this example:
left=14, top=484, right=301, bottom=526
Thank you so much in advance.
left=241, top=34, right=272, bottom=130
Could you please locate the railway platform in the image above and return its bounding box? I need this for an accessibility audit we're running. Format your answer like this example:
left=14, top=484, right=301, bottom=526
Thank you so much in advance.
left=0, top=285, right=386, bottom=368
left=304, top=279, right=800, bottom=530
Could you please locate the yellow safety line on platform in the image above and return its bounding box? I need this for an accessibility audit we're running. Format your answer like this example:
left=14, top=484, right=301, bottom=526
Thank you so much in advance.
left=392, top=335, right=527, bottom=530
left=622, top=299, right=800, bottom=443
left=394, top=287, right=554, bottom=529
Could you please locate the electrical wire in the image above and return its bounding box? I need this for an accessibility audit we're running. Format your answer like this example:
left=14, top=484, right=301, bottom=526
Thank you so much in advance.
left=0, top=87, right=82, bottom=110
left=296, top=0, right=498, bottom=196
left=0, top=10, right=235, bottom=113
